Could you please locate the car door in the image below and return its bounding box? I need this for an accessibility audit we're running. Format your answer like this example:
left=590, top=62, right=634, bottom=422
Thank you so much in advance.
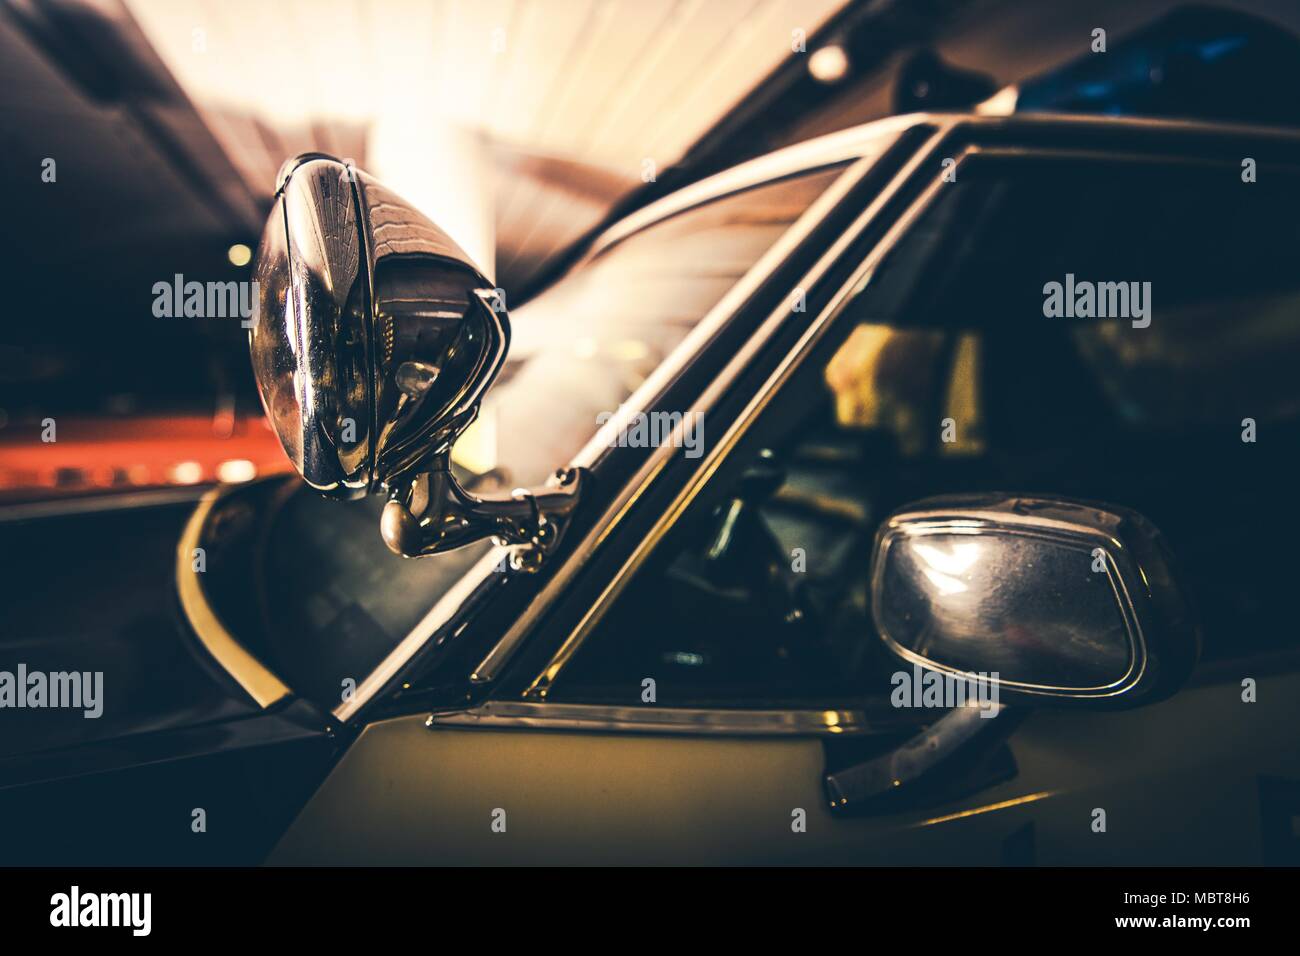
left=271, top=117, right=1300, bottom=865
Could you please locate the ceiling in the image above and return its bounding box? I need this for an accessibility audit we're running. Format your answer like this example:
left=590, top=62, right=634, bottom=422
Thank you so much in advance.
left=123, top=0, right=846, bottom=290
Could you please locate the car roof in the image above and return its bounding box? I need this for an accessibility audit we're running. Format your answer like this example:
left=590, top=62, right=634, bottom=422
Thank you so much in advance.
left=581, top=109, right=1300, bottom=264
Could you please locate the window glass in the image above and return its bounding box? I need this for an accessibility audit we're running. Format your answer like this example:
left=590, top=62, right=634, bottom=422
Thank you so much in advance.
left=860, top=155, right=1300, bottom=434
left=462, top=165, right=846, bottom=488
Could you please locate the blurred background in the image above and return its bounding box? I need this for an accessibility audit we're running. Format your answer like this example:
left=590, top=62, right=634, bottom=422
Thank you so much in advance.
left=3, top=0, right=1300, bottom=505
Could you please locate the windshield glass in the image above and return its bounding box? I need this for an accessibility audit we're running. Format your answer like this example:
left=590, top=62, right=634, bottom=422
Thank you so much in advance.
left=245, top=163, right=850, bottom=711
left=455, top=165, right=847, bottom=488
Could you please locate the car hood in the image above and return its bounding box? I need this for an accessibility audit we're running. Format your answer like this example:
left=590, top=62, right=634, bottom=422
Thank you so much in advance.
left=0, top=497, right=262, bottom=767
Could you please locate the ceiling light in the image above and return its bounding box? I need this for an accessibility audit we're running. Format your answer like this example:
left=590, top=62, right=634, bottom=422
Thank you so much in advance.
left=809, top=44, right=850, bottom=84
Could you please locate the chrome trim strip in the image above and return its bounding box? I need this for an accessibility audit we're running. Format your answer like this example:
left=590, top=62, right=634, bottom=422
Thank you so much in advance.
left=977, top=109, right=1300, bottom=140
left=581, top=114, right=924, bottom=262
left=177, top=488, right=291, bottom=708
left=426, top=699, right=877, bottom=736
left=581, top=111, right=1300, bottom=263
left=912, top=790, right=1057, bottom=828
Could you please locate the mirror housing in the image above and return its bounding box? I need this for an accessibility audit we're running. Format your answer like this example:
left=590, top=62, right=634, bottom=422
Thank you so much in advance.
left=870, top=494, right=1199, bottom=708
left=249, top=153, right=585, bottom=563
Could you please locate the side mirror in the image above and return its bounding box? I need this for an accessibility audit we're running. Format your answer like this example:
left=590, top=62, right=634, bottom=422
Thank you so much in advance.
left=870, top=494, right=1199, bottom=708
left=249, top=153, right=584, bottom=563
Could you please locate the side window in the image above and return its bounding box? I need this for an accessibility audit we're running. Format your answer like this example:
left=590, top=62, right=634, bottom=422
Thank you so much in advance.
left=866, top=154, right=1300, bottom=662
left=545, top=150, right=1300, bottom=709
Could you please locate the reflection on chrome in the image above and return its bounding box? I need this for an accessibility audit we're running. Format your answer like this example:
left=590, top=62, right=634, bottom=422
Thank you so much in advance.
left=912, top=539, right=982, bottom=595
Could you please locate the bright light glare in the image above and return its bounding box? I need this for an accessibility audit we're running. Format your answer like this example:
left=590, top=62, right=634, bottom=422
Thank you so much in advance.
left=169, top=461, right=203, bottom=485
left=216, top=459, right=257, bottom=483
left=914, top=541, right=982, bottom=575
left=809, top=45, right=850, bottom=83
left=913, top=540, right=983, bottom=595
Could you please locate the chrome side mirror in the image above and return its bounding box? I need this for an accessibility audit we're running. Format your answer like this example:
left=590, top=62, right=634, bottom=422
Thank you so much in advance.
left=870, top=494, right=1199, bottom=707
left=249, top=153, right=584, bottom=563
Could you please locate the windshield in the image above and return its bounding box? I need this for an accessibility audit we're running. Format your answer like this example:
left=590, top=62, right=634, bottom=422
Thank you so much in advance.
left=242, top=163, right=850, bottom=711
left=455, top=165, right=848, bottom=488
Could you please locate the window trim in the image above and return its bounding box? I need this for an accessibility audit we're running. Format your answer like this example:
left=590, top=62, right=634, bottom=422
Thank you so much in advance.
left=575, top=115, right=924, bottom=264
left=426, top=700, right=882, bottom=737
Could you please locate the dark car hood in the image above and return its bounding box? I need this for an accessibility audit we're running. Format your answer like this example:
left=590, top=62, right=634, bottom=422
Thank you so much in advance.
left=0, top=496, right=261, bottom=766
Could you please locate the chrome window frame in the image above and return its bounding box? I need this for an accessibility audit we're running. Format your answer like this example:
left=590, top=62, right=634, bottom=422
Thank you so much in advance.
left=426, top=700, right=878, bottom=736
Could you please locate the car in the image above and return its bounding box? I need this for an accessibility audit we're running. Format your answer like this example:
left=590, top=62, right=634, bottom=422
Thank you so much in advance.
left=4, top=108, right=1300, bottom=866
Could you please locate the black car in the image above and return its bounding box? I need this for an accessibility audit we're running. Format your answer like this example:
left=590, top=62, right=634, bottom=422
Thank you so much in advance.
left=3, top=107, right=1300, bottom=865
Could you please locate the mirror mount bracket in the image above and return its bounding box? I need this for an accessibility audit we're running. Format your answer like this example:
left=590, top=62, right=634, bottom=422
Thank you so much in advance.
left=380, top=458, right=588, bottom=569
left=825, top=702, right=1021, bottom=815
